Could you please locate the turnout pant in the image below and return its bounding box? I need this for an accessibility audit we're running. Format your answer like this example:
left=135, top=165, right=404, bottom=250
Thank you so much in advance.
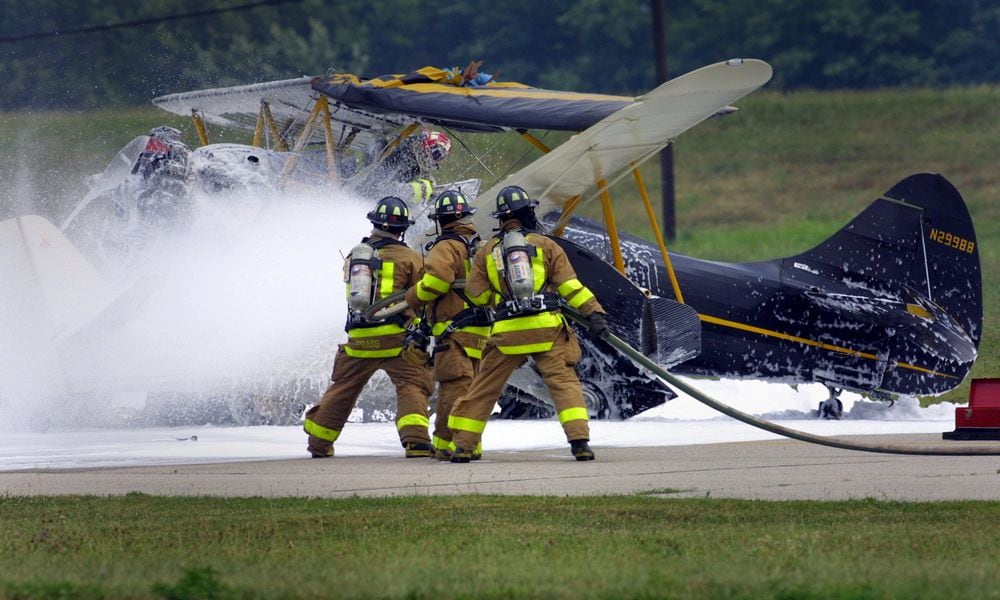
left=431, top=341, right=480, bottom=453
left=305, top=345, right=434, bottom=455
left=449, top=332, right=589, bottom=452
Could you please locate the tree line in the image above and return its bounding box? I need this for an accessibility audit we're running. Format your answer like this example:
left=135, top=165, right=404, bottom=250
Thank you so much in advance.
left=0, top=0, right=997, bottom=111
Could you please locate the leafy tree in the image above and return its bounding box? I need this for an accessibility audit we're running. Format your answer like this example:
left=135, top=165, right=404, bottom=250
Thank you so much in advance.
left=0, top=0, right=996, bottom=111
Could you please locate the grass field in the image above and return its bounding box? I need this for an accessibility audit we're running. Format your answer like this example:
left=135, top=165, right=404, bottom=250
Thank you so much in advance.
left=3, top=495, right=1000, bottom=599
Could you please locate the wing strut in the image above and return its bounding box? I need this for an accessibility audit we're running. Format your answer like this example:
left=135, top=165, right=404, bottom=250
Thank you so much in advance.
left=597, top=178, right=626, bottom=274
left=632, top=162, right=684, bottom=304
left=191, top=110, right=210, bottom=146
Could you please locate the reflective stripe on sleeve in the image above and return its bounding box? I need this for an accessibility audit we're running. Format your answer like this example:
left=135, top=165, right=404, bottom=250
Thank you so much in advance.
left=566, top=287, right=595, bottom=309
left=421, top=273, right=452, bottom=295
left=557, top=279, right=583, bottom=296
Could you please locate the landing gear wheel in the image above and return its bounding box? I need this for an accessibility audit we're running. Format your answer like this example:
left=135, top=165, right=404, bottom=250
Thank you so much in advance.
left=581, top=382, right=610, bottom=420
left=818, top=387, right=844, bottom=420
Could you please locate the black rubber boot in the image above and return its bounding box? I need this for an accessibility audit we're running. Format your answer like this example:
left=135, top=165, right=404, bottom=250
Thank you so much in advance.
left=404, top=442, right=434, bottom=458
left=570, top=440, right=595, bottom=461
left=450, top=447, right=473, bottom=463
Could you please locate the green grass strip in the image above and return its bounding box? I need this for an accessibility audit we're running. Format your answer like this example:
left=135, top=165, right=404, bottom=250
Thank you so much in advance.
left=2, top=494, right=999, bottom=598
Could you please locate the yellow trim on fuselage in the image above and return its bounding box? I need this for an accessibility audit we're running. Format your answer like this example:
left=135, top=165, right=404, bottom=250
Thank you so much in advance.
left=698, top=313, right=956, bottom=379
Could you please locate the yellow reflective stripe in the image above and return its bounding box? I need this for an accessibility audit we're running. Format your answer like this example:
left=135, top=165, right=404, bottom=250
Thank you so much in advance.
left=397, top=413, right=430, bottom=430
left=432, top=321, right=452, bottom=336
left=558, top=278, right=583, bottom=296
left=349, top=323, right=407, bottom=337
left=422, top=273, right=451, bottom=294
left=448, top=414, right=487, bottom=434
left=379, top=262, right=395, bottom=297
left=344, top=347, right=403, bottom=358
left=417, top=273, right=450, bottom=302
left=416, top=283, right=439, bottom=302
left=433, top=436, right=451, bottom=450
left=492, top=311, right=563, bottom=333
left=530, top=247, right=545, bottom=293
left=409, top=179, right=433, bottom=203
left=486, top=246, right=502, bottom=293
left=497, top=341, right=555, bottom=354
left=304, top=419, right=341, bottom=442
left=558, top=407, right=589, bottom=424
left=470, top=289, right=492, bottom=305
left=463, top=346, right=483, bottom=359
left=567, top=287, right=595, bottom=309
left=461, top=325, right=490, bottom=337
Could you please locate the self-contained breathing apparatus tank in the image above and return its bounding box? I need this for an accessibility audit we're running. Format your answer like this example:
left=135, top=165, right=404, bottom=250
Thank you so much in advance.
left=495, top=230, right=558, bottom=316
left=502, top=230, right=535, bottom=301
left=346, top=242, right=381, bottom=315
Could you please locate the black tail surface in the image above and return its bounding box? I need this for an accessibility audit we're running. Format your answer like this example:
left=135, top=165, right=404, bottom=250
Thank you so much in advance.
left=794, top=173, right=982, bottom=349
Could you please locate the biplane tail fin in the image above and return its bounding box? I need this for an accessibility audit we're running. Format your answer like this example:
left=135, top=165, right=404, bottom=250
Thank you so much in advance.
left=792, top=172, right=982, bottom=350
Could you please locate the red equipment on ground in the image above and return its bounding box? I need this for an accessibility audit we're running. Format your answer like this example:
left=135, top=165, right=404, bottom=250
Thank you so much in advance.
left=943, top=378, right=1000, bottom=440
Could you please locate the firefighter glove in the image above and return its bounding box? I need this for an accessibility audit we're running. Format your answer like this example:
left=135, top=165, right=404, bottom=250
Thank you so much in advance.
left=401, top=322, right=432, bottom=366
left=401, top=344, right=431, bottom=366
left=588, top=312, right=610, bottom=339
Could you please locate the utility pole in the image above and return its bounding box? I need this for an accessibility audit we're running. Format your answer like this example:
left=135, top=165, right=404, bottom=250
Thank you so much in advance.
left=650, top=0, right=675, bottom=240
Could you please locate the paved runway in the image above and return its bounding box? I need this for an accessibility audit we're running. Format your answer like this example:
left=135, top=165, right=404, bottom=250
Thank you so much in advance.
left=3, top=434, right=998, bottom=501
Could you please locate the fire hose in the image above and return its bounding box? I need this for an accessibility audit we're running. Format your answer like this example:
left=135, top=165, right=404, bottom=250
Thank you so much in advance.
left=561, top=308, right=1000, bottom=457
left=365, top=285, right=999, bottom=455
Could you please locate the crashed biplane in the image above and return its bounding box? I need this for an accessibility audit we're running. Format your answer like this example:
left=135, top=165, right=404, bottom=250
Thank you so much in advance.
left=6, top=58, right=981, bottom=424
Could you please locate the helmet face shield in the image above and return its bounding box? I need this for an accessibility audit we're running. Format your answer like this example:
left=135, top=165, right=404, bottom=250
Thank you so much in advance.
left=428, top=145, right=448, bottom=162
left=417, top=131, right=451, bottom=170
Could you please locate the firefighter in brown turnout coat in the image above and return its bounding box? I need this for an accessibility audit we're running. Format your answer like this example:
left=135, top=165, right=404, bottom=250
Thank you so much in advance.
left=403, top=190, right=491, bottom=460
left=303, top=196, right=435, bottom=458
left=447, top=186, right=610, bottom=462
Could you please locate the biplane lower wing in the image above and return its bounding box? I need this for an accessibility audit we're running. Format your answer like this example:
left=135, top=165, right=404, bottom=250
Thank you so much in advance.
left=474, top=59, right=773, bottom=234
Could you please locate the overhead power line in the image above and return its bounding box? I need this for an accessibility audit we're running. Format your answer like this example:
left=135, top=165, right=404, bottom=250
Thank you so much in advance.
left=0, top=0, right=303, bottom=43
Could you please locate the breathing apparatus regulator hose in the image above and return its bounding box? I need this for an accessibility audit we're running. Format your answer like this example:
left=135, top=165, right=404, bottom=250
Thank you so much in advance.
left=561, top=308, right=1000, bottom=457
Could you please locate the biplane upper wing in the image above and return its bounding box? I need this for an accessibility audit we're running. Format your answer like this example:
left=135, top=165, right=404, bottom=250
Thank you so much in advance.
left=310, top=66, right=635, bottom=133
left=474, top=59, right=773, bottom=230
left=152, top=76, right=410, bottom=152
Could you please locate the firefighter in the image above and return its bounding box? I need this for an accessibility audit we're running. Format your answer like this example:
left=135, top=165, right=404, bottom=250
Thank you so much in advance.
left=447, top=185, right=610, bottom=462
left=403, top=189, right=491, bottom=460
left=303, top=196, right=435, bottom=458
left=361, top=130, right=450, bottom=202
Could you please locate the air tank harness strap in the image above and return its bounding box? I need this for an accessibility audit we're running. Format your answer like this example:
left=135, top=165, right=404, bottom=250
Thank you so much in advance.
left=347, top=312, right=408, bottom=332
left=442, top=306, right=495, bottom=336
left=493, top=292, right=562, bottom=321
